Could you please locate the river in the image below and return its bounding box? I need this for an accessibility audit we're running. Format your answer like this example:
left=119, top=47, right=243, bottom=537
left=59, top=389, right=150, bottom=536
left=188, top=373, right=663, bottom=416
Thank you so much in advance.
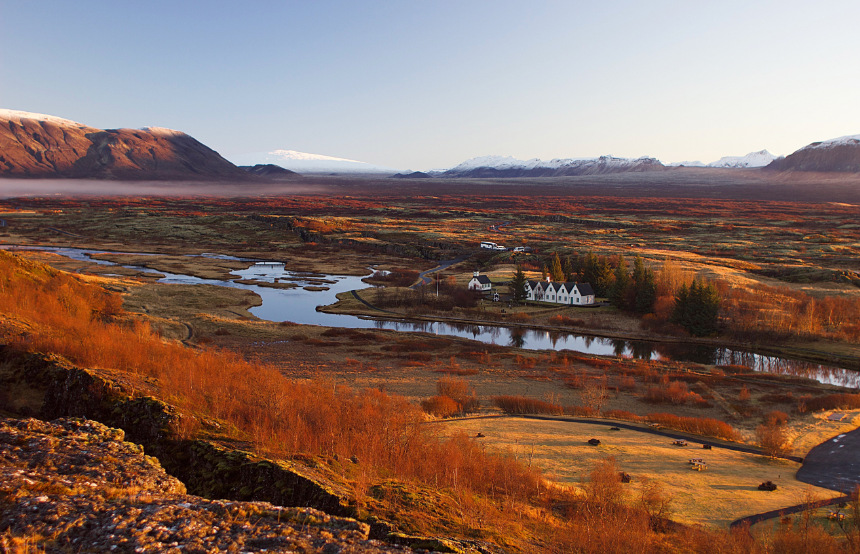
left=4, top=246, right=857, bottom=388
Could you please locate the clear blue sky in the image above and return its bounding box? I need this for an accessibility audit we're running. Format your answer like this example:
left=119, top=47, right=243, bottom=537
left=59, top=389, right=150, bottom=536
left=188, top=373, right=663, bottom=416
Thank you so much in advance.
left=2, top=1, right=858, bottom=170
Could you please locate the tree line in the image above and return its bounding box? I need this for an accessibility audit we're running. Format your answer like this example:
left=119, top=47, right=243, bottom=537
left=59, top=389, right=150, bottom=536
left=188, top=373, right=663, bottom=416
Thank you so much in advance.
left=515, top=252, right=721, bottom=337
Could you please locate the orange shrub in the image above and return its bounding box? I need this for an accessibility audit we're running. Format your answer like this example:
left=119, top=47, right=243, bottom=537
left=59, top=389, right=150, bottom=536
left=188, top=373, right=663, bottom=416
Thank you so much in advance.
left=421, top=395, right=460, bottom=418
left=565, top=405, right=598, bottom=417
left=802, top=393, right=860, bottom=412
left=508, top=312, right=532, bottom=323
left=492, top=395, right=564, bottom=415
left=644, top=381, right=705, bottom=405
left=548, top=314, right=585, bottom=326
left=0, top=252, right=544, bottom=501
left=764, top=410, right=789, bottom=425
left=618, top=375, right=637, bottom=391
left=646, top=413, right=741, bottom=441
left=603, top=410, right=642, bottom=422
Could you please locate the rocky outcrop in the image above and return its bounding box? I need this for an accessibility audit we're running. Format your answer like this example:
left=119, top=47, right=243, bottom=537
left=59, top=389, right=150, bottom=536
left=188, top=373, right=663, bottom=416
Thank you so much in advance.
left=32, top=354, right=357, bottom=518
left=0, top=417, right=410, bottom=553
left=2, top=350, right=487, bottom=552
left=0, top=110, right=251, bottom=180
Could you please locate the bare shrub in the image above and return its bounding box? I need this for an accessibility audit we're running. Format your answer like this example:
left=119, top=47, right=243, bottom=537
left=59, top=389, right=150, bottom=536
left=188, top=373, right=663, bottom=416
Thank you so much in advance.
left=756, top=421, right=792, bottom=458
left=436, top=376, right=479, bottom=413
left=579, top=375, right=608, bottom=414
left=604, top=410, right=642, bottom=422
left=764, top=410, right=789, bottom=425
left=583, top=457, right=625, bottom=516
left=492, top=396, right=563, bottom=415
left=508, top=312, right=532, bottom=323
left=619, top=375, right=637, bottom=392
left=421, top=395, right=460, bottom=418
left=644, top=380, right=705, bottom=405
left=646, top=413, right=741, bottom=441
left=802, top=393, right=860, bottom=412
left=638, top=476, right=673, bottom=529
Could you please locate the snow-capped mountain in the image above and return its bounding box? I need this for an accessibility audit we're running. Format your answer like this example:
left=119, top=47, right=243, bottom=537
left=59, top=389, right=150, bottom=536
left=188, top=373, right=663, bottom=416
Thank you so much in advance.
left=767, top=134, right=860, bottom=172
left=667, top=160, right=706, bottom=168
left=0, top=109, right=88, bottom=128
left=231, top=150, right=398, bottom=174
left=798, top=134, right=860, bottom=150
left=706, top=150, right=777, bottom=168
left=440, top=154, right=664, bottom=178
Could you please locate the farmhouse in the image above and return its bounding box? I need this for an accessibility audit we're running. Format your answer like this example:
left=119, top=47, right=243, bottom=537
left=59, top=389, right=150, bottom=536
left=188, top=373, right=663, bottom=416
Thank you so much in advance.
left=468, top=271, right=493, bottom=291
left=525, top=277, right=595, bottom=305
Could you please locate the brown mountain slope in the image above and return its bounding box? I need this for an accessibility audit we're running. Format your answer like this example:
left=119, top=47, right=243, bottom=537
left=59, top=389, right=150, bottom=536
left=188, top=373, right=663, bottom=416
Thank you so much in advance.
left=766, top=135, right=860, bottom=173
left=0, top=109, right=250, bottom=180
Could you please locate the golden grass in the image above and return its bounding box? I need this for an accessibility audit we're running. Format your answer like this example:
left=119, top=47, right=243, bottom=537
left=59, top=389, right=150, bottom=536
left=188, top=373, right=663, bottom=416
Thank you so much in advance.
left=435, top=417, right=842, bottom=528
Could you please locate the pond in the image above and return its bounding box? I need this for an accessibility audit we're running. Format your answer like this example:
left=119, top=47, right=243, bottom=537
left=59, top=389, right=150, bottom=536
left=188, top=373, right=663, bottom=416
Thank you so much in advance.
left=4, top=246, right=857, bottom=388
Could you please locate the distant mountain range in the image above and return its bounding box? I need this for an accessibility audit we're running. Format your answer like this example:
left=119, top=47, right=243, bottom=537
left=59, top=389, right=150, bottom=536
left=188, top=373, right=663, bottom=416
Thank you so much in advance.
left=2, top=109, right=859, bottom=180
left=231, top=149, right=397, bottom=174
left=432, top=155, right=664, bottom=178
left=669, top=150, right=778, bottom=169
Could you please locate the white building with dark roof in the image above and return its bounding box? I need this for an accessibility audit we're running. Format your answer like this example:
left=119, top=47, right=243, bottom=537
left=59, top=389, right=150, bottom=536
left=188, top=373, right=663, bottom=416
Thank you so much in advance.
left=524, top=277, right=595, bottom=305
left=468, top=271, right=493, bottom=291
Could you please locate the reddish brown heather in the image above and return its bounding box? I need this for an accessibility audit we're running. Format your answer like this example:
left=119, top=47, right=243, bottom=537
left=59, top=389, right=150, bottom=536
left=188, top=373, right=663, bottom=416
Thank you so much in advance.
left=0, top=251, right=543, bottom=502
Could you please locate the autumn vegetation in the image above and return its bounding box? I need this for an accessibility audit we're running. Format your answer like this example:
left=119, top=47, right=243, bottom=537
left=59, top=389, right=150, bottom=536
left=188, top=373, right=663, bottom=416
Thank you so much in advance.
left=3, top=187, right=860, bottom=551
left=0, top=251, right=539, bottom=502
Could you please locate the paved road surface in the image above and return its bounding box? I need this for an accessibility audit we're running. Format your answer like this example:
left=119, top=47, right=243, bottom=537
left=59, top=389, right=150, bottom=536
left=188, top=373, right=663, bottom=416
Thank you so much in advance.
left=411, top=256, right=469, bottom=289
left=731, top=425, right=860, bottom=529
left=796, top=427, right=860, bottom=493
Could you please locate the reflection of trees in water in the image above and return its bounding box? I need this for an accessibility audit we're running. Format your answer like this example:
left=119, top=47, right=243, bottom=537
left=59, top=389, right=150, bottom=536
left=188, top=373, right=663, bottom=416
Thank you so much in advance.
left=656, top=343, right=718, bottom=365
left=509, top=329, right=526, bottom=349
left=371, top=317, right=854, bottom=387
left=629, top=341, right=656, bottom=360
left=408, top=321, right=432, bottom=332
left=438, top=322, right=493, bottom=339
left=484, top=325, right=502, bottom=340
left=611, top=339, right=627, bottom=357
left=713, top=349, right=859, bottom=388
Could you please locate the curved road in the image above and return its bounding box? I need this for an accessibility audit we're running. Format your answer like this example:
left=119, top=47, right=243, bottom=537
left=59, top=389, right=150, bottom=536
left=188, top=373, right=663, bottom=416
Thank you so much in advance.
left=410, top=255, right=470, bottom=289
left=731, top=425, right=860, bottom=529
left=518, top=415, right=860, bottom=529
left=428, top=413, right=859, bottom=529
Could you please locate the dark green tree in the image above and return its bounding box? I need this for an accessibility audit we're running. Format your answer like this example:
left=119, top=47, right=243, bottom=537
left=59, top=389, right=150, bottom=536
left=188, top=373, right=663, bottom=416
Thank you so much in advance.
left=610, top=254, right=630, bottom=308
left=510, top=266, right=528, bottom=304
left=590, top=256, right=614, bottom=297
left=563, top=256, right=575, bottom=282
left=632, top=255, right=657, bottom=314
left=672, top=279, right=720, bottom=336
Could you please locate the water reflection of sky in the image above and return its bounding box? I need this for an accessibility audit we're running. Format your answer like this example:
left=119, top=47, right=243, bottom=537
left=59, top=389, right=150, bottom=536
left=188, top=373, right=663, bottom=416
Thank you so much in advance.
left=4, top=246, right=857, bottom=388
